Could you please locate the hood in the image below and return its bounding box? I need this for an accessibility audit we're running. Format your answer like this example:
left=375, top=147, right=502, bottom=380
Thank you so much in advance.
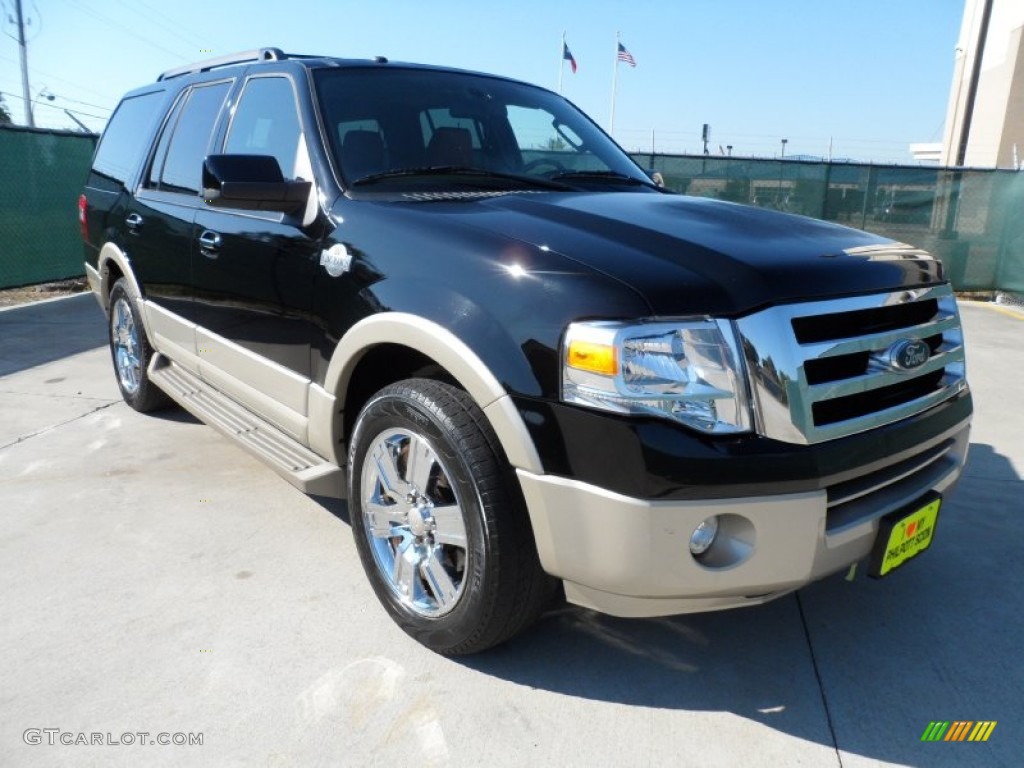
left=417, top=192, right=943, bottom=316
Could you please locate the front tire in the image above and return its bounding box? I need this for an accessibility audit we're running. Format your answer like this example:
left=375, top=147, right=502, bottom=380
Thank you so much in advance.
left=347, top=378, right=553, bottom=655
left=108, top=278, right=171, bottom=412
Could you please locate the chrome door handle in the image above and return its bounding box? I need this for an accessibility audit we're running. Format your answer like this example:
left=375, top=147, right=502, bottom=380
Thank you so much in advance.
left=125, top=213, right=143, bottom=232
left=198, top=230, right=222, bottom=256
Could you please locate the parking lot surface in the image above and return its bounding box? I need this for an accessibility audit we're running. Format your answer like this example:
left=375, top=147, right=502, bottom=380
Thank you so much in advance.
left=1, top=294, right=1021, bottom=767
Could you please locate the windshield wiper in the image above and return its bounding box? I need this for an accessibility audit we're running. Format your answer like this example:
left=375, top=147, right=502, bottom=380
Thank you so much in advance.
left=351, top=166, right=571, bottom=190
left=549, top=170, right=657, bottom=188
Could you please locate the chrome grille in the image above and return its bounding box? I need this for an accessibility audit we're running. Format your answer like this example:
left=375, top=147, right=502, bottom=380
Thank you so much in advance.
left=734, top=284, right=967, bottom=445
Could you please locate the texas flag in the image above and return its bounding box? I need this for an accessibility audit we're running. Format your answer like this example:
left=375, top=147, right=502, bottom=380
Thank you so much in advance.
left=563, top=42, right=577, bottom=74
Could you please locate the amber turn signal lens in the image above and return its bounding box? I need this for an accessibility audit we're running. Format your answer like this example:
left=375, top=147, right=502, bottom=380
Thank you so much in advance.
left=567, top=340, right=618, bottom=375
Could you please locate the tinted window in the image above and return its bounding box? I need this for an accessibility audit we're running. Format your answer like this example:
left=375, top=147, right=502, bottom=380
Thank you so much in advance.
left=160, top=82, right=230, bottom=193
left=506, top=105, right=603, bottom=172
left=420, top=108, right=482, bottom=149
left=146, top=92, right=186, bottom=188
left=224, top=77, right=301, bottom=178
left=337, top=118, right=382, bottom=146
left=314, top=68, right=647, bottom=188
left=92, top=91, right=165, bottom=184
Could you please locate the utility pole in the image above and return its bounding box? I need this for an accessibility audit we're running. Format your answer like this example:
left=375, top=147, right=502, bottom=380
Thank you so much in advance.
left=609, top=32, right=620, bottom=135
left=15, top=0, right=34, bottom=127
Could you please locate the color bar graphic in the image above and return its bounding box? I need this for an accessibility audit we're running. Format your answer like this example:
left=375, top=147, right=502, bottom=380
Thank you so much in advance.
left=921, top=720, right=996, bottom=742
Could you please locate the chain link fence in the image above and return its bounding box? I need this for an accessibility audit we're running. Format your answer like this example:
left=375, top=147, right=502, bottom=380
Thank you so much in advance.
left=1, top=125, right=1021, bottom=296
left=0, top=125, right=97, bottom=290
left=633, top=153, right=1024, bottom=295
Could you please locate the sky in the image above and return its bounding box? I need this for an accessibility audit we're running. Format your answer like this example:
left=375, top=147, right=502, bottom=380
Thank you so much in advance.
left=0, top=0, right=966, bottom=163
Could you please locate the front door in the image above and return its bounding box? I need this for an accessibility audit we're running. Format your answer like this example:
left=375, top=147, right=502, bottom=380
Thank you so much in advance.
left=190, top=74, right=323, bottom=438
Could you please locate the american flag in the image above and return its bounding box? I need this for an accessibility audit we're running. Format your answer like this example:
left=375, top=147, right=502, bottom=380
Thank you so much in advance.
left=617, top=42, right=636, bottom=67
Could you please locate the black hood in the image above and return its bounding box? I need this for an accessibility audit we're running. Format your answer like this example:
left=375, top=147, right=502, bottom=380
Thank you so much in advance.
left=421, top=192, right=943, bottom=316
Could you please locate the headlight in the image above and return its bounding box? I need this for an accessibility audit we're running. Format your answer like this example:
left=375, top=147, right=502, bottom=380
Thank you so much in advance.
left=561, top=319, right=752, bottom=434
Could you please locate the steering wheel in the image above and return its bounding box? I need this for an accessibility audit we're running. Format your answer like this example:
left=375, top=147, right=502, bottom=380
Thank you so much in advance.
left=521, top=158, right=567, bottom=175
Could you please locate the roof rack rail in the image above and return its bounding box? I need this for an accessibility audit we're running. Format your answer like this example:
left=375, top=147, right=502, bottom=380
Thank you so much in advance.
left=157, top=47, right=286, bottom=81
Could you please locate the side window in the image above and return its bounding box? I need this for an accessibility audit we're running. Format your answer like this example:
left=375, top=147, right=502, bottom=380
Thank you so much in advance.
left=92, top=90, right=165, bottom=184
left=146, top=92, right=186, bottom=188
left=224, top=77, right=301, bottom=179
left=159, top=81, right=230, bottom=194
left=506, top=104, right=599, bottom=172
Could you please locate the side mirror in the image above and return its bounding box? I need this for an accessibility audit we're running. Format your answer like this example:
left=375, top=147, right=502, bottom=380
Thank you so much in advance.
left=202, top=154, right=311, bottom=213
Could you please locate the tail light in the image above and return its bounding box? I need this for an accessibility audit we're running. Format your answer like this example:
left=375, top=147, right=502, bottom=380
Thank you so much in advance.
left=78, top=194, right=89, bottom=242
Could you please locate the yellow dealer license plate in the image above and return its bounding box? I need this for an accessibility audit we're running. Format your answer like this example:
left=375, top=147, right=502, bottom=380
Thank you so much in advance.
left=869, top=495, right=941, bottom=578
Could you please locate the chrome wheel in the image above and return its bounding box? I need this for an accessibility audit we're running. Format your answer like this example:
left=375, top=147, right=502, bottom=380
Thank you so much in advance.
left=111, top=296, right=141, bottom=395
left=360, top=427, right=469, bottom=618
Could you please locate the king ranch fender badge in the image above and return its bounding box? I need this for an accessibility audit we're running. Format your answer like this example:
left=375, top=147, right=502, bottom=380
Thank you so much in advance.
left=320, top=243, right=352, bottom=277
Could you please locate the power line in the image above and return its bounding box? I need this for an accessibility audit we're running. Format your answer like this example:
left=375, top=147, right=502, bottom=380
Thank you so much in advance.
left=42, top=92, right=112, bottom=113
left=63, top=0, right=191, bottom=63
left=0, top=0, right=20, bottom=42
left=0, top=89, right=107, bottom=120
left=0, top=51, right=117, bottom=107
left=25, top=0, right=40, bottom=43
left=112, top=0, right=208, bottom=52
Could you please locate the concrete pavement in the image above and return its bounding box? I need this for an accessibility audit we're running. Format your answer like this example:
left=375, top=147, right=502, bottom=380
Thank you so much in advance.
left=0, top=295, right=1021, bottom=767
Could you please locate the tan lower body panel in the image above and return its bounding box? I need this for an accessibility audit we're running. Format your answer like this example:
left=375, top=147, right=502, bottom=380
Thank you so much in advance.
left=516, top=459, right=965, bottom=618
left=144, top=300, right=201, bottom=376
left=194, top=327, right=310, bottom=444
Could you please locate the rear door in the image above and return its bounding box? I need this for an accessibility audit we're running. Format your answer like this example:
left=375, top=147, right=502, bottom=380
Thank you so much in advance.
left=129, top=80, right=232, bottom=365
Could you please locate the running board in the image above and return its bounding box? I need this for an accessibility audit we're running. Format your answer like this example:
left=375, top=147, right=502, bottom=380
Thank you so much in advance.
left=148, top=356, right=345, bottom=498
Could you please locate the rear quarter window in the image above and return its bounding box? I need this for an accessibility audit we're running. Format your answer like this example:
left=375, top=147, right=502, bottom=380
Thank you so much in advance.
left=91, top=90, right=166, bottom=186
left=158, top=81, right=231, bottom=194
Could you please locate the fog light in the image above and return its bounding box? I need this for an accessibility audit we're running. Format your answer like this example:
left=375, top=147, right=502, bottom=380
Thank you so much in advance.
left=689, top=516, right=719, bottom=555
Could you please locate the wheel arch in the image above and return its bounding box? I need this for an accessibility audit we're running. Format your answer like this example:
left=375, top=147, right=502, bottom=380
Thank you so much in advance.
left=96, top=243, right=148, bottom=331
left=320, top=312, right=543, bottom=475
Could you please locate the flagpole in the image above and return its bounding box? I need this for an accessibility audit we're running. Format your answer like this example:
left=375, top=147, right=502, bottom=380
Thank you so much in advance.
left=610, top=31, right=620, bottom=136
left=558, top=31, right=565, bottom=94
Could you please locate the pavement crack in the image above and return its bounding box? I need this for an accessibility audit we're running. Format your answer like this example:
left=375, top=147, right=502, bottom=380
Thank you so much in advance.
left=0, top=389, right=114, bottom=402
left=0, top=400, right=120, bottom=452
left=796, top=592, right=844, bottom=768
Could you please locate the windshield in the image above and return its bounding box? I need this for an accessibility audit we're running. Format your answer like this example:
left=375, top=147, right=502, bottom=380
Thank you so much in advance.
left=313, top=67, right=653, bottom=193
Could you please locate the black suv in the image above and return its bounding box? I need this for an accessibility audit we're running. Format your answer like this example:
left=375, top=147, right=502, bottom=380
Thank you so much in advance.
left=81, top=48, right=972, bottom=654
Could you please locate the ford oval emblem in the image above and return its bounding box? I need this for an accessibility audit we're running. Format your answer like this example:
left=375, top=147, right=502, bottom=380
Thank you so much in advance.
left=889, top=339, right=930, bottom=371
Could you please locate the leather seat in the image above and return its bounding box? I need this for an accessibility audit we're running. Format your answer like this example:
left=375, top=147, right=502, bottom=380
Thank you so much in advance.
left=426, top=127, right=474, bottom=167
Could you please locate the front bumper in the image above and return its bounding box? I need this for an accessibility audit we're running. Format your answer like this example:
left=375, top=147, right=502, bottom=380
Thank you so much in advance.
left=516, top=414, right=970, bottom=618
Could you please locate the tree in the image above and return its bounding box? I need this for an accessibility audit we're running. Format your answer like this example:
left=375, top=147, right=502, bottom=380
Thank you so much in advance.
left=0, top=94, right=12, bottom=125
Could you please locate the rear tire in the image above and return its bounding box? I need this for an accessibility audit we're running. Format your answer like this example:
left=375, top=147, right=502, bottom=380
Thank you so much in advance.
left=347, top=378, right=554, bottom=655
left=108, top=278, right=171, bottom=413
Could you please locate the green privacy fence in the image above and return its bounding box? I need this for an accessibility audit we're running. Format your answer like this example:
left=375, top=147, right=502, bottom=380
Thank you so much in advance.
left=0, top=125, right=97, bottom=290
left=1, top=124, right=1022, bottom=294
left=632, top=153, right=1024, bottom=295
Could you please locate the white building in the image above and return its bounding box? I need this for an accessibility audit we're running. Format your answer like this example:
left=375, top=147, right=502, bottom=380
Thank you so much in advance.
left=941, top=0, right=1024, bottom=168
